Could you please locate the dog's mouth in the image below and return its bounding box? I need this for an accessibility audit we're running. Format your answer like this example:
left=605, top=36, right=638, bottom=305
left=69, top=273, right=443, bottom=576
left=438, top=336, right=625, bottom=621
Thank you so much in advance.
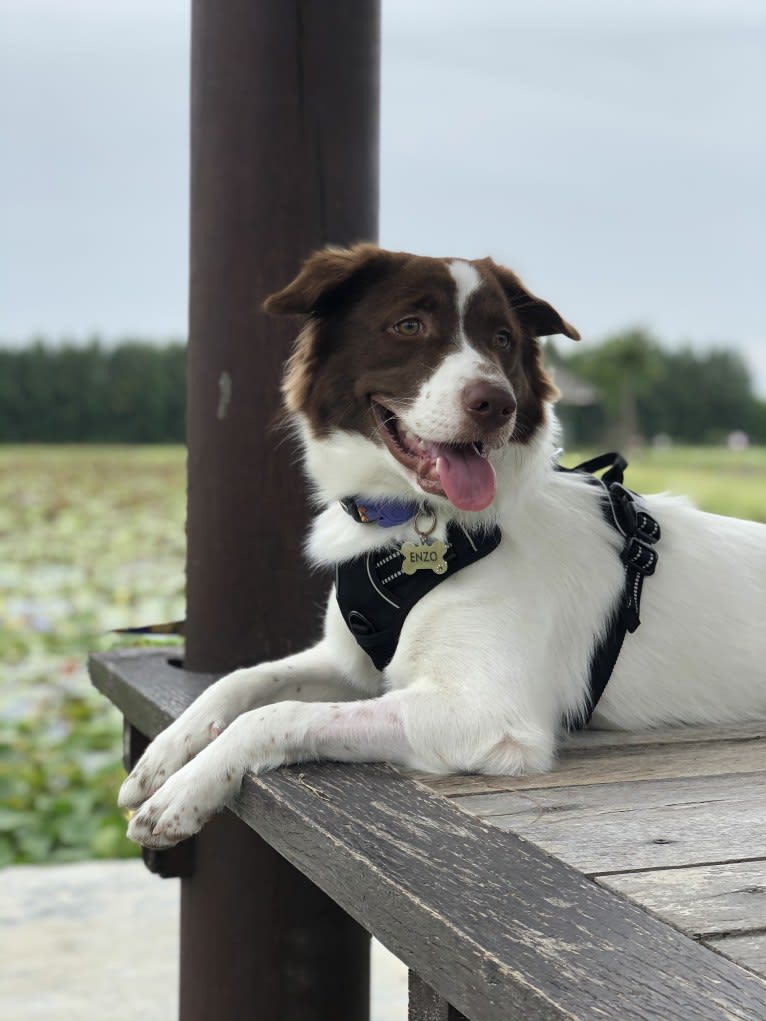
left=371, top=397, right=497, bottom=511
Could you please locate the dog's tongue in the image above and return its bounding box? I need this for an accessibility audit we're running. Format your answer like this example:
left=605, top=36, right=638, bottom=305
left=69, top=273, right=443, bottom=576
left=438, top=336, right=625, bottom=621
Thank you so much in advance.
left=429, top=443, right=496, bottom=511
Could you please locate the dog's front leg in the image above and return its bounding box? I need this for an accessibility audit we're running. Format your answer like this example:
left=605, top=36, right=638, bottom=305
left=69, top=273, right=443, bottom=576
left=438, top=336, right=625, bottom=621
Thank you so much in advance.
left=126, top=688, right=554, bottom=849
left=126, top=692, right=415, bottom=848
left=119, top=641, right=375, bottom=812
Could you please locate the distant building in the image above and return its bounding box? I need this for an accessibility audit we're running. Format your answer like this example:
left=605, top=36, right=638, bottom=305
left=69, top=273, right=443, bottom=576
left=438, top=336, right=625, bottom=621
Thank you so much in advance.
left=549, top=365, right=599, bottom=407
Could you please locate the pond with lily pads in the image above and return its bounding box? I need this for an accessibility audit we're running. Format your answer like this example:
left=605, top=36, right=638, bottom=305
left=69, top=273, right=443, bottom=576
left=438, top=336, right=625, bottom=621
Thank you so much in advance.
left=0, top=448, right=185, bottom=865
left=1, top=443, right=763, bottom=866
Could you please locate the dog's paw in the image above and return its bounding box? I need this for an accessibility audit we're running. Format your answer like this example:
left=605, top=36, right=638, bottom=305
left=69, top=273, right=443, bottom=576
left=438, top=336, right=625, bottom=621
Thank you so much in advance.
left=119, top=719, right=226, bottom=811
left=126, top=758, right=242, bottom=849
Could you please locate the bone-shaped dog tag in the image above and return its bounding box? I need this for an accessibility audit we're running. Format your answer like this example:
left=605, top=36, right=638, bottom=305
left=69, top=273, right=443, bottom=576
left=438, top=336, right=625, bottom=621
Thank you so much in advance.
left=400, top=540, right=448, bottom=575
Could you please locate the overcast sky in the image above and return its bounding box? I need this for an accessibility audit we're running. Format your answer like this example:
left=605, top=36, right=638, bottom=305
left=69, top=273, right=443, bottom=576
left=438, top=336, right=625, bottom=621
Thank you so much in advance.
left=2, top=0, right=765, bottom=392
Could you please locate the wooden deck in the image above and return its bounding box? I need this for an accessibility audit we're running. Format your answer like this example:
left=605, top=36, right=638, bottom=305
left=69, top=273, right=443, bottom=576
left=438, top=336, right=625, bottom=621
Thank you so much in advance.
left=91, top=647, right=766, bottom=1021
left=417, top=721, right=766, bottom=981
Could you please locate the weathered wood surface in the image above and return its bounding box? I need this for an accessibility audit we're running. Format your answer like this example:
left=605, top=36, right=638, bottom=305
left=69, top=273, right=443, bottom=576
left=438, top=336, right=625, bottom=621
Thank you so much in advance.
left=437, top=720, right=766, bottom=981
left=91, top=648, right=766, bottom=1021
left=453, top=774, right=766, bottom=874
left=408, top=972, right=468, bottom=1021
left=416, top=735, right=766, bottom=796
left=598, top=862, right=766, bottom=939
left=564, top=720, right=766, bottom=750
left=94, top=646, right=216, bottom=736
left=237, top=764, right=766, bottom=1021
left=709, top=935, right=766, bottom=977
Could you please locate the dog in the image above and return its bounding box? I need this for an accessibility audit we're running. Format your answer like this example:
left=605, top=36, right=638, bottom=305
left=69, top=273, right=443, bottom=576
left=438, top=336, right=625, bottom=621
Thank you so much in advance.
left=121, top=244, right=766, bottom=849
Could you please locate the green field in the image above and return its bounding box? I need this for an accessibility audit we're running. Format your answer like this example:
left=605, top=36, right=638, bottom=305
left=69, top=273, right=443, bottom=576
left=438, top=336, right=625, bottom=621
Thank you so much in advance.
left=0, top=444, right=764, bottom=865
left=0, top=447, right=186, bottom=865
left=564, top=445, right=766, bottom=523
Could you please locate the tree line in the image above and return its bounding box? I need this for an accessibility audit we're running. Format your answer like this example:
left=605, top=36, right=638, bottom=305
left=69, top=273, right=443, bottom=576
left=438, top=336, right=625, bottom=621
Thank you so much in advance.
left=0, top=334, right=764, bottom=445
left=548, top=330, right=766, bottom=447
left=0, top=341, right=186, bottom=442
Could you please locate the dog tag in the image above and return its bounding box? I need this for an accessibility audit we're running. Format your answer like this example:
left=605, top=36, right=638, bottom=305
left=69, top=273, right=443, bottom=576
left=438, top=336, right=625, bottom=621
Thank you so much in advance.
left=400, top=540, right=448, bottom=575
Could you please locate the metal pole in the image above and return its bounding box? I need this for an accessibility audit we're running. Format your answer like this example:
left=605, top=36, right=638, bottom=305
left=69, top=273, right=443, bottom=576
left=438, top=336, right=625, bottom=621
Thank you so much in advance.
left=182, top=1, right=379, bottom=1017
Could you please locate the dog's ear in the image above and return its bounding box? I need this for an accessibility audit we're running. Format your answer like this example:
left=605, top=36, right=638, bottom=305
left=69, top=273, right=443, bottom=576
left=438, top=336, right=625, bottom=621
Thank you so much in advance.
left=264, top=244, right=384, bottom=316
left=481, top=259, right=580, bottom=341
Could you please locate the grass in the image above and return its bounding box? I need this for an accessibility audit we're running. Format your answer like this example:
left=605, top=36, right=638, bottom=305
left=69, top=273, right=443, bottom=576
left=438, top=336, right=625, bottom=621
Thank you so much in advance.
left=563, top=445, right=766, bottom=523
left=0, top=442, right=763, bottom=865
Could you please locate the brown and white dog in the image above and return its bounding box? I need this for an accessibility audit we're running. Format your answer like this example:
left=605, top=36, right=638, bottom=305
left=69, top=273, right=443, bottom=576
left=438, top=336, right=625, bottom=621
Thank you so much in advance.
left=121, top=245, right=766, bottom=849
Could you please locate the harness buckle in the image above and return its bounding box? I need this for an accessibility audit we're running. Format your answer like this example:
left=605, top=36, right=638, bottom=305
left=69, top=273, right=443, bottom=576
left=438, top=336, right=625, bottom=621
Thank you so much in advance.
left=340, top=497, right=362, bottom=521
left=607, top=482, right=637, bottom=534
left=620, top=536, right=658, bottom=576
left=635, top=510, right=661, bottom=544
left=347, top=610, right=376, bottom=636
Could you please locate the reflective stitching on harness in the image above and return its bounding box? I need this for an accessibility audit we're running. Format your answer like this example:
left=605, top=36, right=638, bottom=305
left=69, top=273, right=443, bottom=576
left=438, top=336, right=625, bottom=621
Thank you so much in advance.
left=365, top=553, right=400, bottom=609
left=380, top=568, right=404, bottom=584
left=336, top=523, right=502, bottom=672
left=459, top=524, right=478, bottom=552
left=376, top=551, right=401, bottom=568
left=641, top=517, right=659, bottom=540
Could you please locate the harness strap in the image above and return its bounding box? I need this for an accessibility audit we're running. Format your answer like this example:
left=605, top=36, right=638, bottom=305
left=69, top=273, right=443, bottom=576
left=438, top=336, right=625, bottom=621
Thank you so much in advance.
left=557, top=454, right=661, bottom=729
left=336, top=523, right=502, bottom=671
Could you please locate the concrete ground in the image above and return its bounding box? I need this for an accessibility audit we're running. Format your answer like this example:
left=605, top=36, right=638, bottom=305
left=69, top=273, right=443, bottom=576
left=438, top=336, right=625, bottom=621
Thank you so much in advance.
left=1, top=860, right=408, bottom=1021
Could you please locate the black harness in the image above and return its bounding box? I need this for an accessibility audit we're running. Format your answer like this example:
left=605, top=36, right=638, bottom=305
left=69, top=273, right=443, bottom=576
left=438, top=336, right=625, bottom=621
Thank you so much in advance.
left=335, top=452, right=660, bottom=729
left=336, top=522, right=502, bottom=671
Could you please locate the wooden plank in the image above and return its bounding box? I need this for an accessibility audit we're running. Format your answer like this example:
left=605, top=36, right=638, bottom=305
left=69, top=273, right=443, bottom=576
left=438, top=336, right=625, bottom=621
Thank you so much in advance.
left=454, top=774, right=766, bottom=874
left=598, top=862, right=766, bottom=938
left=91, top=648, right=766, bottom=1021
left=91, top=645, right=216, bottom=737
left=239, top=766, right=766, bottom=1021
left=565, top=721, right=766, bottom=751
left=415, top=736, right=766, bottom=797
left=408, top=972, right=467, bottom=1021
left=707, top=934, right=766, bottom=980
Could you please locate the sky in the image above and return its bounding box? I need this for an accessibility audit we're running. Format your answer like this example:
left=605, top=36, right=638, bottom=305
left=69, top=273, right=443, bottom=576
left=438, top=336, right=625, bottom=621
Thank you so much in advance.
left=2, top=0, right=765, bottom=393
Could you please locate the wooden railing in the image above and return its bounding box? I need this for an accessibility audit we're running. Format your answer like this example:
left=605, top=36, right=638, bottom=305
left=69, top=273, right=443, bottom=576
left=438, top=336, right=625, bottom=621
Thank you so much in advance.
left=91, top=647, right=766, bottom=1021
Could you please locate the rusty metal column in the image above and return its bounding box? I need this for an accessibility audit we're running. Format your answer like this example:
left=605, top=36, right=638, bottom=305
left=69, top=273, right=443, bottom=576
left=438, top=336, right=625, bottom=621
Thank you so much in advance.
left=182, top=2, right=379, bottom=1019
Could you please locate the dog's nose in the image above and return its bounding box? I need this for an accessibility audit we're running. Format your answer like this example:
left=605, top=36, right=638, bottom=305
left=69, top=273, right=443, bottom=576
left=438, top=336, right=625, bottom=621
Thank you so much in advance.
left=461, top=381, right=516, bottom=428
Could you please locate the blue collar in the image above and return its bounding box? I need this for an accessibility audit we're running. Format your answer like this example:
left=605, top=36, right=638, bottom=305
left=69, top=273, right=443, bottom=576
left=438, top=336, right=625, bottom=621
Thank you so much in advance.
left=339, top=496, right=419, bottom=527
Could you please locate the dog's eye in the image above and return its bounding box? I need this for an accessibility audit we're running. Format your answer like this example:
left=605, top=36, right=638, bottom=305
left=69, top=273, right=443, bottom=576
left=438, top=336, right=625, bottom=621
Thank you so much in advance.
left=392, top=317, right=424, bottom=337
left=494, top=329, right=513, bottom=350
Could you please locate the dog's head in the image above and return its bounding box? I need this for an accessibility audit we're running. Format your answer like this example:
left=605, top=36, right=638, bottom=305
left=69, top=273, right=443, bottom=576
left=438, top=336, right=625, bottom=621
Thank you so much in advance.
left=265, top=244, right=579, bottom=512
